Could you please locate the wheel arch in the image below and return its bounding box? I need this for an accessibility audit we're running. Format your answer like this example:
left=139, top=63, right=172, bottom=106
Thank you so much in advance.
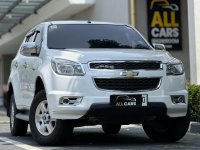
left=35, top=76, right=45, bottom=96
left=7, top=82, right=13, bottom=117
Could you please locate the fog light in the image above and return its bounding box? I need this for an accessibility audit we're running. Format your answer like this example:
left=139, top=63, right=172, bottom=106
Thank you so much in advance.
left=171, top=95, right=185, bottom=104
left=59, top=96, right=82, bottom=105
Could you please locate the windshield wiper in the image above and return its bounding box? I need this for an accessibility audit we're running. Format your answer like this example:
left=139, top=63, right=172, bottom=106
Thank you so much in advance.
left=134, top=43, right=150, bottom=49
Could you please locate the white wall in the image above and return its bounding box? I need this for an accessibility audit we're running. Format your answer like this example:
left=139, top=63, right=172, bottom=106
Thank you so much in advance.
left=70, top=0, right=130, bottom=24
left=194, top=0, right=200, bottom=84
left=188, top=0, right=200, bottom=84
left=188, top=0, right=196, bottom=84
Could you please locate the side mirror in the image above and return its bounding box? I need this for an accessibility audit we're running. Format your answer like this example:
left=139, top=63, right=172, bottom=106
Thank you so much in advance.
left=20, top=42, right=39, bottom=56
left=153, top=44, right=166, bottom=51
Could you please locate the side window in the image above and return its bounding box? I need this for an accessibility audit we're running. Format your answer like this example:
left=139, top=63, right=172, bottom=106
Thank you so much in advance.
left=25, top=37, right=29, bottom=42
left=21, top=31, right=38, bottom=57
left=21, top=27, right=43, bottom=56
left=34, top=31, right=42, bottom=46
left=25, top=33, right=35, bottom=42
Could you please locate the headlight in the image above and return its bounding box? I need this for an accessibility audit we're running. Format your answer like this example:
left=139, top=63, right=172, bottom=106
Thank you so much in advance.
left=166, top=61, right=184, bottom=75
left=51, top=58, right=85, bottom=76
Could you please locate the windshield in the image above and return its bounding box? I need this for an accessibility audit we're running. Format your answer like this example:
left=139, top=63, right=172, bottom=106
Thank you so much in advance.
left=47, top=24, right=151, bottom=49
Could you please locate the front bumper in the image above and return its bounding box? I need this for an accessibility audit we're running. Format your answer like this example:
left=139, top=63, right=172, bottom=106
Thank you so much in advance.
left=44, top=64, right=188, bottom=120
left=47, top=90, right=188, bottom=120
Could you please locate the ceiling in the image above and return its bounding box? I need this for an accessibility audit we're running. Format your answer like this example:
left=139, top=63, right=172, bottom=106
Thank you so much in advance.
left=0, top=0, right=50, bottom=38
left=0, top=0, right=96, bottom=54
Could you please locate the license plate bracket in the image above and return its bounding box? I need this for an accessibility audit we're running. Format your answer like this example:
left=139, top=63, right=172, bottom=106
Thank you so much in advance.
left=110, top=94, right=147, bottom=107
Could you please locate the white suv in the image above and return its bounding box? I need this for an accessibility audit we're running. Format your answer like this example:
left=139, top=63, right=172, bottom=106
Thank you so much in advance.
left=7, top=21, right=190, bottom=145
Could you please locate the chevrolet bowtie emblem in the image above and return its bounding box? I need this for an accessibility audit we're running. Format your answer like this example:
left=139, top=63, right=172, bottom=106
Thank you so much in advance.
left=120, top=71, right=139, bottom=77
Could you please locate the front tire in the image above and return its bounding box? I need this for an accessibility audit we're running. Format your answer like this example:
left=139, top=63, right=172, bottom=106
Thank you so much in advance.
left=102, top=124, right=121, bottom=134
left=142, top=108, right=190, bottom=142
left=29, top=90, right=73, bottom=146
left=10, top=95, right=28, bottom=136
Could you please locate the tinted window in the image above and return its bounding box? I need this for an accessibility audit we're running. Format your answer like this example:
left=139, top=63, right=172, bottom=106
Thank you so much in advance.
left=34, top=31, right=42, bottom=46
left=47, top=24, right=151, bottom=49
left=26, top=33, right=35, bottom=42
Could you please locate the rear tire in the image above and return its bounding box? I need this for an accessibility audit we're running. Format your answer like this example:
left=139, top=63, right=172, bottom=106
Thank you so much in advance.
left=10, top=94, right=28, bottom=136
left=102, top=124, right=121, bottom=134
left=29, top=90, right=73, bottom=146
left=142, top=107, right=190, bottom=142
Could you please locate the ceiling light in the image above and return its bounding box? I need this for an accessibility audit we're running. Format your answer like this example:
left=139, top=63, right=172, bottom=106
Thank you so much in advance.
left=6, top=14, right=12, bottom=19
left=22, top=0, right=29, bottom=4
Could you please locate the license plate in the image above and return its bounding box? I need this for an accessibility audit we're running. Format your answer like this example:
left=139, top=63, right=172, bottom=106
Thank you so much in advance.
left=110, top=95, right=147, bottom=107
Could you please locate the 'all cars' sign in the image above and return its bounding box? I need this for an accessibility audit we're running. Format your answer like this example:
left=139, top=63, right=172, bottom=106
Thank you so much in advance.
left=147, top=0, right=182, bottom=50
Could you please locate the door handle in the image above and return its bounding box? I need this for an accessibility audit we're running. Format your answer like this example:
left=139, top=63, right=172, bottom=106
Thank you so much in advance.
left=23, top=62, right=28, bottom=68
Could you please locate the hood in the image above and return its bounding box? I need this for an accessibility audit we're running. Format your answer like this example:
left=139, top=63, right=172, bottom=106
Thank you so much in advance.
left=46, top=48, right=174, bottom=64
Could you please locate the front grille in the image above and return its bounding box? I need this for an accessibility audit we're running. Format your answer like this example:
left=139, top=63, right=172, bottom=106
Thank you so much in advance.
left=89, top=61, right=162, bottom=70
left=94, top=78, right=161, bottom=91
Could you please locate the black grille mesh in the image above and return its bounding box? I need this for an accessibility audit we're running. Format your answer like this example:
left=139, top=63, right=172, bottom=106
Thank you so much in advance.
left=90, top=62, right=161, bottom=70
left=94, top=78, right=160, bottom=91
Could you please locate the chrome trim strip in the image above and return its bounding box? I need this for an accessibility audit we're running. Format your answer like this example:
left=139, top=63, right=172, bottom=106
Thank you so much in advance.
left=92, top=77, right=162, bottom=93
left=88, top=60, right=163, bottom=71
